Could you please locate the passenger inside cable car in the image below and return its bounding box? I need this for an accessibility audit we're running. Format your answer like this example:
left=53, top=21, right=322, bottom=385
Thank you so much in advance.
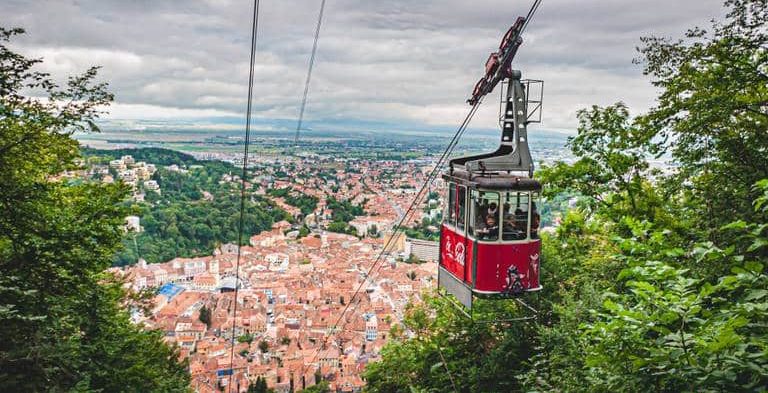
left=462, top=189, right=543, bottom=243
left=476, top=214, right=499, bottom=240
left=469, top=191, right=500, bottom=241
left=531, top=202, right=540, bottom=239
left=502, top=192, right=529, bottom=240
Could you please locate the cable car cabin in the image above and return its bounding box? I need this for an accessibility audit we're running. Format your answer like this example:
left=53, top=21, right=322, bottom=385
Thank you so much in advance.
left=438, top=68, right=544, bottom=310
left=439, top=174, right=541, bottom=300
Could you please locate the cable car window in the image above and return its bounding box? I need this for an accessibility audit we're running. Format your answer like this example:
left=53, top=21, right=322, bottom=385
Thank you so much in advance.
left=457, top=185, right=467, bottom=232
left=446, top=183, right=456, bottom=226
left=502, top=191, right=530, bottom=241
left=468, top=189, right=479, bottom=237
left=531, top=192, right=541, bottom=239
left=471, top=190, right=500, bottom=241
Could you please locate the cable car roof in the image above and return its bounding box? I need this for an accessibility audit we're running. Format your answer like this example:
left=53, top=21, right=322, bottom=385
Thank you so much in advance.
left=443, top=169, right=541, bottom=191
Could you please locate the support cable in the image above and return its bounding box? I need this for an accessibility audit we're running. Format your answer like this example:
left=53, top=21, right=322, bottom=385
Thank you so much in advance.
left=295, top=0, right=327, bottom=144
left=437, top=343, right=460, bottom=393
left=228, top=0, right=260, bottom=390
left=521, top=0, right=542, bottom=33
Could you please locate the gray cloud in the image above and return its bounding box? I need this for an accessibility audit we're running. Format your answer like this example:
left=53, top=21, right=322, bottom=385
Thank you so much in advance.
left=3, top=0, right=725, bottom=132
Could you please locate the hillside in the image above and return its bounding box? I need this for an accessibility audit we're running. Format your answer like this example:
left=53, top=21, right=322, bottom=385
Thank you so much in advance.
left=82, top=147, right=292, bottom=265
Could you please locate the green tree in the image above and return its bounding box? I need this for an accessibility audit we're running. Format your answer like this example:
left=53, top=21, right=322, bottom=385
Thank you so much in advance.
left=538, top=103, right=653, bottom=219
left=199, top=305, right=212, bottom=328
left=326, top=196, right=365, bottom=223
left=364, top=295, right=534, bottom=393
left=637, top=0, right=768, bottom=230
left=248, top=376, right=273, bottom=393
left=238, top=333, right=255, bottom=344
left=569, top=185, right=768, bottom=392
left=298, top=381, right=330, bottom=393
left=258, top=340, right=269, bottom=353
left=327, top=221, right=352, bottom=234
left=0, top=27, right=189, bottom=391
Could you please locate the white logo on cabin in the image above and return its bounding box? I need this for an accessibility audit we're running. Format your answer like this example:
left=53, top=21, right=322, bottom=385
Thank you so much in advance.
left=443, top=235, right=465, bottom=266
left=455, top=243, right=465, bottom=266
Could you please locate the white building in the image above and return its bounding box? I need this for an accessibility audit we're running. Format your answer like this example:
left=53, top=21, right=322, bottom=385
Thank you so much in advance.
left=153, top=268, right=168, bottom=285
left=183, top=260, right=207, bottom=277
left=135, top=165, right=151, bottom=181
left=143, top=180, right=160, bottom=192
left=121, top=155, right=135, bottom=166
left=266, top=253, right=290, bottom=272
left=404, top=238, right=439, bottom=262
left=365, top=314, right=378, bottom=341
left=208, top=260, right=220, bottom=287
left=118, top=169, right=136, bottom=183
left=109, top=159, right=126, bottom=171
left=125, top=216, right=142, bottom=232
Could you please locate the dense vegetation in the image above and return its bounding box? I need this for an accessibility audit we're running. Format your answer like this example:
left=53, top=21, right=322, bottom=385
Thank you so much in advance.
left=325, top=196, right=366, bottom=235
left=267, top=187, right=319, bottom=216
left=365, top=2, right=768, bottom=392
left=0, top=28, right=189, bottom=391
left=117, top=190, right=288, bottom=265
left=83, top=146, right=203, bottom=166
left=83, top=148, right=291, bottom=265
left=326, top=196, right=366, bottom=222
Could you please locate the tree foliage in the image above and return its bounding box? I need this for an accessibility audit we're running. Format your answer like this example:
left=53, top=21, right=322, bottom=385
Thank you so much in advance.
left=298, top=381, right=330, bottom=393
left=326, top=196, right=365, bottom=223
left=268, top=187, right=318, bottom=216
left=0, top=27, right=189, bottom=391
left=539, top=103, right=652, bottom=217
left=248, top=376, right=274, bottom=393
left=637, top=0, right=768, bottom=230
left=364, top=295, right=536, bottom=392
left=199, top=305, right=212, bottom=328
left=115, top=190, right=288, bottom=265
left=326, top=221, right=358, bottom=236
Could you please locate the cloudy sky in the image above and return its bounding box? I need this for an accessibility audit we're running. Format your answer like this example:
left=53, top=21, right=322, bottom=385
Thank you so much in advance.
left=3, top=0, right=725, bottom=134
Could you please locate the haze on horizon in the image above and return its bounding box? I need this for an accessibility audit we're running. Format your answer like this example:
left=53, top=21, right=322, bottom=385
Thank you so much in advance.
left=4, top=0, right=724, bottom=135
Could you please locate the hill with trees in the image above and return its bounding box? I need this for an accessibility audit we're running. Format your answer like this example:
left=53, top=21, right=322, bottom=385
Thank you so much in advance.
left=364, top=2, right=768, bottom=392
left=82, top=147, right=291, bottom=265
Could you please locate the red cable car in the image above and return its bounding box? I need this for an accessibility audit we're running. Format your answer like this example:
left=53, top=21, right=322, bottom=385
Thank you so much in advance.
left=438, top=69, right=543, bottom=311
